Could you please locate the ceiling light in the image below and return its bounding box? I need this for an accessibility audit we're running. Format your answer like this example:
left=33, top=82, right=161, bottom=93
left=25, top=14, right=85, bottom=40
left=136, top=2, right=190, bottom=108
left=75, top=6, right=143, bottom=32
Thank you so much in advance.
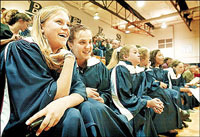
left=93, top=12, right=100, bottom=20
left=125, top=30, right=130, bottom=34
left=136, top=1, right=145, bottom=7
left=161, top=22, right=167, bottom=29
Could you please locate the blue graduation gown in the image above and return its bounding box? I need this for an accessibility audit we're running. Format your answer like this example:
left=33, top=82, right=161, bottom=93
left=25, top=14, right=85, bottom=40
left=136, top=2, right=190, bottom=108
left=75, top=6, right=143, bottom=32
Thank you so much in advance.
left=0, top=23, right=13, bottom=52
left=77, top=57, right=133, bottom=137
left=0, top=40, right=88, bottom=137
left=168, top=68, right=199, bottom=109
left=145, top=68, right=182, bottom=133
left=150, top=67, right=182, bottom=108
left=110, top=61, right=158, bottom=137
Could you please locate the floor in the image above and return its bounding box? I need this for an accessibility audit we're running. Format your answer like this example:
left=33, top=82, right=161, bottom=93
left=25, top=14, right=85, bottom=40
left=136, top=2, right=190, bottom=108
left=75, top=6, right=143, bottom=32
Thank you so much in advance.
left=160, top=107, right=200, bottom=137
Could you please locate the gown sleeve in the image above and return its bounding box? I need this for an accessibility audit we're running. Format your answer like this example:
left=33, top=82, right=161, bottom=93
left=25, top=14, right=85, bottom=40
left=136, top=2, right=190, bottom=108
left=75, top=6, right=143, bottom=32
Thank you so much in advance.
left=70, top=62, right=87, bottom=99
left=116, top=65, right=147, bottom=116
left=97, top=62, right=112, bottom=106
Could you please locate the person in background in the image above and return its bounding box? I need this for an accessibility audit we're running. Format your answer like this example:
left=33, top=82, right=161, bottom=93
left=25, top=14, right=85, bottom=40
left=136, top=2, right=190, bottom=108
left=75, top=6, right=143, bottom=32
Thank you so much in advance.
left=1, top=6, right=89, bottom=137
left=1, top=7, right=6, bottom=14
left=92, top=36, right=103, bottom=57
left=99, top=39, right=107, bottom=57
left=194, top=67, right=200, bottom=78
left=167, top=60, right=199, bottom=110
left=105, top=39, right=120, bottom=65
left=0, top=9, right=31, bottom=52
left=162, top=57, right=173, bottom=69
left=109, top=45, right=164, bottom=137
left=68, top=24, right=133, bottom=137
left=183, top=65, right=197, bottom=83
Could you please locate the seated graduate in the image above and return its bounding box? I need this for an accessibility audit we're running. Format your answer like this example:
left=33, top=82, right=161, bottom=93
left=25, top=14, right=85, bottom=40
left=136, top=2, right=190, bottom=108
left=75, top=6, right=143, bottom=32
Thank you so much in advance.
left=109, top=45, right=164, bottom=137
left=67, top=24, right=133, bottom=137
left=167, top=60, right=199, bottom=110
left=0, top=6, right=89, bottom=137
left=138, top=47, right=183, bottom=135
left=0, top=9, right=31, bottom=52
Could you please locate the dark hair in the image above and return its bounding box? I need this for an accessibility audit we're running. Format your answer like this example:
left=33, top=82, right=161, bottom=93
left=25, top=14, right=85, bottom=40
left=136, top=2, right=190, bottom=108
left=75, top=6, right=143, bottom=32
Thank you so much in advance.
left=68, top=24, right=89, bottom=43
left=164, top=57, right=172, bottom=63
left=9, top=12, right=31, bottom=25
left=150, top=49, right=160, bottom=67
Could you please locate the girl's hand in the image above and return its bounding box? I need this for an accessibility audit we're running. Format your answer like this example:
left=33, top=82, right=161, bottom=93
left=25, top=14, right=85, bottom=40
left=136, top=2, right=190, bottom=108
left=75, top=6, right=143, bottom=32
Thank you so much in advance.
left=86, top=87, right=99, bottom=98
left=93, top=96, right=104, bottom=103
left=147, top=98, right=164, bottom=114
left=11, top=34, right=22, bottom=41
left=50, top=49, right=74, bottom=61
left=160, top=82, right=167, bottom=89
left=26, top=98, right=67, bottom=136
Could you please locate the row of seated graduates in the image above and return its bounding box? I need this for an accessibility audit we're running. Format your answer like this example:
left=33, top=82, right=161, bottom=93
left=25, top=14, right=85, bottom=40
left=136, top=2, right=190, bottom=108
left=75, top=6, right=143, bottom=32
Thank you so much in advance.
left=1, top=7, right=199, bottom=137
left=69, top=23, right=199, bottom=137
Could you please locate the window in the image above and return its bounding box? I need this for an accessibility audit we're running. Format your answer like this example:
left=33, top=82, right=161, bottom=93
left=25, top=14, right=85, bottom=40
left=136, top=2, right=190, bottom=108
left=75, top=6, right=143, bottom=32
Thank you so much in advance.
left=158, top=38, right=173, bottom=58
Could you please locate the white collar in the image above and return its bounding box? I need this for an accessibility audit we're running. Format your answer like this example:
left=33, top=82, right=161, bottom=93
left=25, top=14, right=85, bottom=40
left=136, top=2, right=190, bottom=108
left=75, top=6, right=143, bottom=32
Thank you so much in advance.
left=23, top=37, right=34, bottom=42
left=87, top=57, right=100, bottom=67
left=167, top=67, right=181, bottom=79
left=118, top=61, right=144, bottom=74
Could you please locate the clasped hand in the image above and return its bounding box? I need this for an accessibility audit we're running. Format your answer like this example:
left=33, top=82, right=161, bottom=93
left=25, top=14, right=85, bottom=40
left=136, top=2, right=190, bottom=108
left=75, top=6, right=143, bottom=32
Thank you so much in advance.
left=86, top=87, right=104, bottom=103
left=148, top=98, right=164, bottom=114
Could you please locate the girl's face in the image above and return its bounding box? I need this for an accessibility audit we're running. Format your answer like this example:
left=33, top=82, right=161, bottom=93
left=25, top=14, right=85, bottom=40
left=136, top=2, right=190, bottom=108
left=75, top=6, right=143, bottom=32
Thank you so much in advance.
left=18, top=20, right=29, bottom=31
left=125, top=47, right=140, bottom=66
left=174, top=63, right=184, bottom=74
left=155, top=51, right=164, bottom=65
left=41, top=10, right=70, bottom=53
left=69, top=30, right=93, bottom=61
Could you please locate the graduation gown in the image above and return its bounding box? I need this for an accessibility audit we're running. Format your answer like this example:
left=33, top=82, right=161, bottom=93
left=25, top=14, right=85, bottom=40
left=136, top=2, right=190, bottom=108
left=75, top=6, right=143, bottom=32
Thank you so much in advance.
left=167, top=68, right=199, bottom=109
left=0, top=40, right=88, bottom=137
left=145, top=68, right=182, bottom=133
left=150, top=67, right=182, bottom=108
left=110, top=61, right=158, bottom=137
left=0, top=23, right=13, bottom=52
left=77, top=57, right=133, bottom=137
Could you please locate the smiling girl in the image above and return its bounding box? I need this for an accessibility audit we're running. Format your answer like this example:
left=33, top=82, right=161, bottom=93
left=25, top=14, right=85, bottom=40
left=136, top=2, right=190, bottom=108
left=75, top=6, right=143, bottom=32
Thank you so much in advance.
left=1, top=6, right=88, bottom=137
left=68, top=24, right=133, bottom=137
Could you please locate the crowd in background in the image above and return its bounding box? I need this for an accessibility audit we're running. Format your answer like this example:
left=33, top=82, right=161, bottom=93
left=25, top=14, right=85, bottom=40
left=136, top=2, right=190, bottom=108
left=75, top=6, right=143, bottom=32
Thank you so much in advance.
left=0, top=6, right=199, bottom=137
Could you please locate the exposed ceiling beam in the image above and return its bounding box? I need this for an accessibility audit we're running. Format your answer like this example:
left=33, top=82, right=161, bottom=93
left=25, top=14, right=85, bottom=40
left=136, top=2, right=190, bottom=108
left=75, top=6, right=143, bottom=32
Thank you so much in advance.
left=89, top=0, right=154, bottom=37
left=133, top=6, right=199, bottom=24
left=116, top=0, right=154, bottom=28
left=134, top=12, right=178, bottom=24
left=170, top=0, right=192, bottom=31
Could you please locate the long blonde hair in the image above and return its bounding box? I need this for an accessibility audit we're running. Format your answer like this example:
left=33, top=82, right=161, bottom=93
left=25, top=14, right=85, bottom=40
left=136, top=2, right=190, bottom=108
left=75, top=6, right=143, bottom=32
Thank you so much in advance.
left=107, top=45, right=135, bottom=70
left=31, top=6, right=69, bottom=70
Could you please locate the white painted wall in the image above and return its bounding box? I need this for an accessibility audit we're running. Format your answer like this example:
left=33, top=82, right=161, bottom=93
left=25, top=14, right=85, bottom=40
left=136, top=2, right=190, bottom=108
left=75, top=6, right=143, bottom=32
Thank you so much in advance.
left=125, top=20, right=199, bottom=63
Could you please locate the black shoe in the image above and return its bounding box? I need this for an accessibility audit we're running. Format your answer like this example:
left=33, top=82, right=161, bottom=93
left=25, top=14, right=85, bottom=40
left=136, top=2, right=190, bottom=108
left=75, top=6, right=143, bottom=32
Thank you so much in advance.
left=180, top=109, right=190, bottom=121
left=184, top=117, right=192, bottom=122
left=182, top=122, right=189, bottom=128
left=160, top=131, right=178, bottom=137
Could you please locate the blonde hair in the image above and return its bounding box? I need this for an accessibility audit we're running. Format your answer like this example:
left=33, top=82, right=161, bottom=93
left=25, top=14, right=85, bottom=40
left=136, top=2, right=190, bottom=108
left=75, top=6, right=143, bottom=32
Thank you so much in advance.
left=1, top=9, right=18, bottom=24
left=31, top=6, right=69, bottom=70
left=138, top=47, right=149, bottom=60
left=107, top=45, right=135, bottom=70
